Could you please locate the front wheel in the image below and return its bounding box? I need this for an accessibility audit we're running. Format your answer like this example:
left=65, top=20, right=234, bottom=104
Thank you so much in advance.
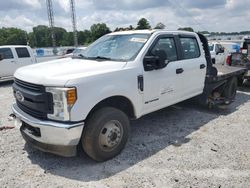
left=82, top=107, right=130, bottom=162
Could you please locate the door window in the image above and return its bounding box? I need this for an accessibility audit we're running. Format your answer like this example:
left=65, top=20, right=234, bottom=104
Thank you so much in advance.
left=0, top=48, right=14, bottom=59
left=180, top=37, right=200, bottom=59
left=15, top=48, right=30, bottom=58
left=151, top=38, right=177, bottom=61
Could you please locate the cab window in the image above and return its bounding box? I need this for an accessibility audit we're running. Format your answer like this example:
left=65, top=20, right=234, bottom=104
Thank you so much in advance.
left=0, top=48, right=14, bottom=59
left=15, top=48, right=30, bottom=58
left=151, top=38, right=177, bottom=61
left=180, top=37, right=200, bottom=59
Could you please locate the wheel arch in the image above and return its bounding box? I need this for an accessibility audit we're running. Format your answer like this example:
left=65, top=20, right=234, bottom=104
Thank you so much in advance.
left=85, top=95, right=136, bottom=121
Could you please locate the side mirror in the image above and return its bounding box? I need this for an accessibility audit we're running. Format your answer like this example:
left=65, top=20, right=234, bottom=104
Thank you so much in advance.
left=0, top=54, right=3, bottom=61
left=143, top=49, right=168, bottom=71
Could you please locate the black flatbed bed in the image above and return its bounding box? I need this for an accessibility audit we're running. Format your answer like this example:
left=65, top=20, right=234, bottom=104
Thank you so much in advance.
left=206, top=65, right=247, bottom=83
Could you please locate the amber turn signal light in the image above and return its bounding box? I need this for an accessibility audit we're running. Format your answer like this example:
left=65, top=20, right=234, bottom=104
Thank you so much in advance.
left=67, top=88, right=77, bottom=105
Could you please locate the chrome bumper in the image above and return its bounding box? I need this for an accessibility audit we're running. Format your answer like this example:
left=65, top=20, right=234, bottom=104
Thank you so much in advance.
left=12, top=103, right=84, bottom=157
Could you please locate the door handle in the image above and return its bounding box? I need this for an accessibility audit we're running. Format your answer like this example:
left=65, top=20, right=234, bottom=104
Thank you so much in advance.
left=11, top=61, right=16, bottom=63
left=200, top=64, right=206, bottom=69
left=176, top=68, right=184, bottom=74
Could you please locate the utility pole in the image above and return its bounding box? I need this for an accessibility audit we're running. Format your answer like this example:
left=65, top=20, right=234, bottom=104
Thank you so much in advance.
left=70, top=0, right=78, bottom=47
left=46, top=0, right=57, bottom=54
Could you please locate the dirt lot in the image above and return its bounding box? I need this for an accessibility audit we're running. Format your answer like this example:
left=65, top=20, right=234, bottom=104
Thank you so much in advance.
left=0, top=80, right=250, bottom=188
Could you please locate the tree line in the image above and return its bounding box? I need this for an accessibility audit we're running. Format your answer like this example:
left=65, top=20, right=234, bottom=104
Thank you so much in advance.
left=0, top=18, right=249, bottom=48
left=0, top=18, right=154, bottom=47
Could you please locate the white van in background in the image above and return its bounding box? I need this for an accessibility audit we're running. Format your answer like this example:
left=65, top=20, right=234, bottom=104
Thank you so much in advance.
left=0, top=45, right=36, bottom=81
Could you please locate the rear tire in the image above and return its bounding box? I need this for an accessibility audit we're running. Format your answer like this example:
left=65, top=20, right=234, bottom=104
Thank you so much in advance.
left=237, top=76, right=244, bottom=86
left=82, top=107, right=130, bottom=162
left=223, top=77, right=237, bottom=99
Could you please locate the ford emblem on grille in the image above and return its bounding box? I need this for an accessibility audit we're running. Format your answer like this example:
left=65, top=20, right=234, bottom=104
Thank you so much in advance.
left=15, top=91, right=24, bottom=102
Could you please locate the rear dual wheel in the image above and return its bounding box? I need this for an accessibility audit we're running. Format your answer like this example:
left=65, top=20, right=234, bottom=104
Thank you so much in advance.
left=223, top=77, right=237, bottom=100
left=82, top=107, right=130, bottom=162
left=237, top=77, right=244, bottom=86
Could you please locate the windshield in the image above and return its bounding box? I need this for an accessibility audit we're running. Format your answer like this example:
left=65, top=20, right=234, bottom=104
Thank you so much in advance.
left=209, top=44, right=214, bottom=51
left=81, top=34, right=150, bottom=61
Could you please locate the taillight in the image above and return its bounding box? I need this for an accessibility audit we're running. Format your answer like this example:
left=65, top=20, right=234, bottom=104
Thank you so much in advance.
left=226, top=55, right=231, bottom=66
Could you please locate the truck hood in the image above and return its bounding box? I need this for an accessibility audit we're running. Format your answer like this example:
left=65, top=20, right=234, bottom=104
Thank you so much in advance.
left=14, top=58, right=127, bottom=86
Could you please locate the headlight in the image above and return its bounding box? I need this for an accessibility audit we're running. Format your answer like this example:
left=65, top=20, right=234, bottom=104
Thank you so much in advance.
left=46, top=87, right=77, bottom=121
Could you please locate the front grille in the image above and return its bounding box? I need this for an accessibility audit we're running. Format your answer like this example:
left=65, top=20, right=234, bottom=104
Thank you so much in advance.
left=17, top=101, right=47, bottom=119
left=14, top=78, right=44, bottom=92
left=13, top=79, right=53, bottom=120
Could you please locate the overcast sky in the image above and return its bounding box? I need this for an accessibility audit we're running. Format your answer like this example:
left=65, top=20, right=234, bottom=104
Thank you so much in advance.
left=0, top=0, right=249, bottom=32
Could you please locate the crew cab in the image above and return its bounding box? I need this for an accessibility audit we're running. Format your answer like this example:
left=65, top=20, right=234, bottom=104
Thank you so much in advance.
left=11, top=30, right=247, bottom=161
left=0, top=45, right=36, bottom=81
left=209, top=42, right=226, bottom=65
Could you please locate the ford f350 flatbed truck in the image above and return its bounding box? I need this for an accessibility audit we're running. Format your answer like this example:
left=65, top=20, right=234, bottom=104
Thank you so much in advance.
left=11, top=30, right=247, bottom=161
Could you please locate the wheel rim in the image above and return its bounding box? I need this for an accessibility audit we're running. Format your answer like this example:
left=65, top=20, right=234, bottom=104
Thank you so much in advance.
left=99, top=120, right=123, bottom=152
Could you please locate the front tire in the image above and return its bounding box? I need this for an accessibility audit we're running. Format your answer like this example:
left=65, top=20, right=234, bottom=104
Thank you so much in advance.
left=82, top=107, right=130, bottom=162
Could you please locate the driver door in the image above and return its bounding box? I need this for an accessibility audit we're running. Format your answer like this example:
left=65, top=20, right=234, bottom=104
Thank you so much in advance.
left=142, top=35, right=184, bottom=114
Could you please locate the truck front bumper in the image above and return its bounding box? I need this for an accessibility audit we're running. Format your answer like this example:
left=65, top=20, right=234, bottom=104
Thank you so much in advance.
left=12, top=103, right=84, bottom=157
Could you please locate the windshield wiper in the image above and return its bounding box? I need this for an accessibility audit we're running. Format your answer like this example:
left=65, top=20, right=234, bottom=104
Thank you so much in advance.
left=74, top=54, right=88, bottom=59
left=78, top=54, right=85, bottom=58
left=93, top=56, right=111, bottom=60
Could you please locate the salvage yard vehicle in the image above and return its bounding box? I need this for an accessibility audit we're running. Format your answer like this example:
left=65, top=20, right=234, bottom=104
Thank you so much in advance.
left=209, top=42, right=226, bottom=65
left=60, top=46, right=87, bottom=58
left=11, top=30, right=247, bottom=161
left=0, top=45, right=36, bottom=81
left=226, top=37, right=250, bottom=85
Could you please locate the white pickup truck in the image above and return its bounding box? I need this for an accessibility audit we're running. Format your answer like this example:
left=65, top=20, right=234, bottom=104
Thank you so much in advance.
left=209, top=42, right=226, bottom=65
left=11, top=30, right=246, bottom=161
left=0, top=45, right=36, bottom=81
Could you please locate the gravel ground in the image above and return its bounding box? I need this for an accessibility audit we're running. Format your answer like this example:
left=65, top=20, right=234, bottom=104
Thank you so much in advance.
left=0, top=80, right=250, bottom=188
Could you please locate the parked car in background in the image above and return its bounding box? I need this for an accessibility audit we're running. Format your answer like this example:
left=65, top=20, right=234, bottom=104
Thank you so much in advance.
left=0, top=45, right=36, bottom=81
left=209, top=42, right=226, bottom=65
left=61, top=47, right=87, bottom=58
left=226, top=37, right=250, bottom=85
left=64, top=48, right=75, bottom=55
left=72, top=46, right=87, bottom=57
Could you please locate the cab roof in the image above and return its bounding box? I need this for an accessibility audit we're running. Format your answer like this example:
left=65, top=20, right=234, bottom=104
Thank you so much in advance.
left=109, top=29, right=196, bottom=36
left=0, top=45, right=30, bottom=48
